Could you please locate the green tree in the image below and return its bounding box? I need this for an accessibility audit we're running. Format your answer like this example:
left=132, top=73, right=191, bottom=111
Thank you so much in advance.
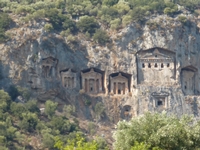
left=20, top=112, right=38, bottom=132
left=54, top=133, right=98, bottom=150
left=0, top=90, right=11, bottom=112
left=25, top=99, right=40, bottom=114
left=93, top=29, right=109, bottom=45
left=44, top=23, right=54, bottom=32
left=94, top=102, right=105, bottom=120
left=44, top=100, right=58, bottom=119
left=113, top=112, right=200, bottom=150
left=10, top=102, right=27, bottom=118
left=77, top=16, right=99, bottom=34
left=63, top=105, right=75, bottom=117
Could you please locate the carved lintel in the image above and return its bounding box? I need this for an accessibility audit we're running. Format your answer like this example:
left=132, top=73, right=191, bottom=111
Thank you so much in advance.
left=151, top=91, right=169, bottom=97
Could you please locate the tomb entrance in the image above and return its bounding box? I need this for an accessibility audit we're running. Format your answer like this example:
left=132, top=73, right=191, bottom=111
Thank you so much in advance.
left=110, top=72, right=131, bottom=95
left=181, top=66, right=197, bottom=95
left=136, top=47, right=176, bottom=85
left=151, top=91, right=169, bottom=111
left=81, top=68, right=104, bottom=94
left=60, top=68, right=76, bottom=89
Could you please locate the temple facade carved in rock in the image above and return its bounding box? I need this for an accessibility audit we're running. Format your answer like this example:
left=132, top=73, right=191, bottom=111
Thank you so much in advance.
left=109, top=72, right=131, bottom=95
left=81, top=68, right=104, bottom=94
left=41, top=57, right=58, bottom=78
left=60, top=69, right=76, bottom=88
left=136, top=47, right=176, bottom=85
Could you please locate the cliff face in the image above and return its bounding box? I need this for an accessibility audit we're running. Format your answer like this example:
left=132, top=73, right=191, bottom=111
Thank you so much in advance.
left=1, top=14, right=200, bottom=123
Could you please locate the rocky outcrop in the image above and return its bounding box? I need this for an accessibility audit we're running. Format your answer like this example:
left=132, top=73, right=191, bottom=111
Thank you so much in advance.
left=0, top=14, right=200, bottom=123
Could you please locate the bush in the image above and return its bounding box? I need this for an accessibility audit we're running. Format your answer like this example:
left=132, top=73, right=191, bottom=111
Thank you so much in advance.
left=10, top=102, right=27, bottom=118
left=178, top=15, right=187, bottom=24
left=62, top=17, right=77, bottom=33
left=44, top=100, right=58, bottom=119
left=77, top=16, right=99, bottom=34
left=45, top=8, right=65, bottom=30
left=25, top=100, right=40, bottom=114
left=20, top=112, right=38, bottom=132
left=44, top=23, right=53, bottom=32
left=63, top=105, right=75, bottom=117
left=94, top=102, right=105, bottom=120
left=88, top=122, right=96, bottom=135
left=122, top=15, right=132, bottom=27
left=0, top=90, right=11, bottom=112
left=110, top=18, right=121, bottom=30
left=93, top=29, right=109, bottom=45
left=0, top=13, right=11, bottom=30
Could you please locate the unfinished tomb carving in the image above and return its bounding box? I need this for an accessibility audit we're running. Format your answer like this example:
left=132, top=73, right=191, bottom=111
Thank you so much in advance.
left=181, top=66, right=198, bottom=95
left=28, top=68, right=42, bottom=89
left=81, top=68, right=104, bottom=94
left=110, top=72, right=131, bottom=95
left=41, top=57, right=58, bottom=78
left=60, top=69, right=76, bottom=88
left=136, top=47, right=176, bottom=84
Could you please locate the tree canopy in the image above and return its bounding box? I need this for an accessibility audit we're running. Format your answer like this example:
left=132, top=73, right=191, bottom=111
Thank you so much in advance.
left=113, top=112, right=200, bottom=150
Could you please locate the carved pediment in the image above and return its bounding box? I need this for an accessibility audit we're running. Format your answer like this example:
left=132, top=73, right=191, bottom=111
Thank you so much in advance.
left=137, top=47, right=175, bottom=59
left=151, top=91, right=169, bottom=97
left=42, top=57, right=57, bottom=66
left=81, top=68, right=102, bottom=78
left=111, top=73, right=128, bottom=81
left=61, top=69, right=76, bottom=77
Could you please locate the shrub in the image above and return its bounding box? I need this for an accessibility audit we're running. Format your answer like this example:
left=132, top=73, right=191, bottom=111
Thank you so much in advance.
left=10, top=102, right=27, bottom=118
left=88, top=122, right=96, bottom=135
left=45, top=8, right=65, bottom=30
left=110, top=18, right=121, bottom=30
left=122, top=15, right=132, bottom=27
left=20, top=112, right=38, bottom=132
left=25, top=100, right=40, bottom=114
left=67, top=34, right=77, bottom=44
left=94, top=102, right=105, bottom=120
left=178, top=15, right=187, bottom=24
left=93, top=29, right=109, bottom=45
left=44, top=23, right=53, bottom=32
left=62, top=17, right=77, bottom=32
left=44, top=100, right=58, bottom=119
left=102, top=0, right=119, bottom=6
left=63, top=105, right=75, bottom=117
left=0, top=12, right=11, bottom=30
left=0, top=90, right=11, bottom=112
left=77, top=16, right=99, bottom=34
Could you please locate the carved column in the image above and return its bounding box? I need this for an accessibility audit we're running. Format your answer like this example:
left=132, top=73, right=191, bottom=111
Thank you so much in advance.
left=99, top=77, right=102, bottom=92
left=116, top=82, right=118, bottom=94
left=94, top=78, right=97, bottom=93
left=84, top=78, right=87, bottom=92
left=87, top=78, right=90, bottom=93
left=82, top=76, right=85, bottom=90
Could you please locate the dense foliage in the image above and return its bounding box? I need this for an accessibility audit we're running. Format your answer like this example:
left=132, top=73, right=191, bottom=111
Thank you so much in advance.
left=0, top=89, right=106, bottom=149
left=113, top=112, right=200, bottom=150
left=0, top=0, right=200, bottom=45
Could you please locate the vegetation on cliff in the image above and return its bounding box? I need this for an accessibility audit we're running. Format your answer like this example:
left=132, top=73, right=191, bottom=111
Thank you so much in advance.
left=0, top=0, right=200, bottom=44
left=0, top=89, right=108, bottom=149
